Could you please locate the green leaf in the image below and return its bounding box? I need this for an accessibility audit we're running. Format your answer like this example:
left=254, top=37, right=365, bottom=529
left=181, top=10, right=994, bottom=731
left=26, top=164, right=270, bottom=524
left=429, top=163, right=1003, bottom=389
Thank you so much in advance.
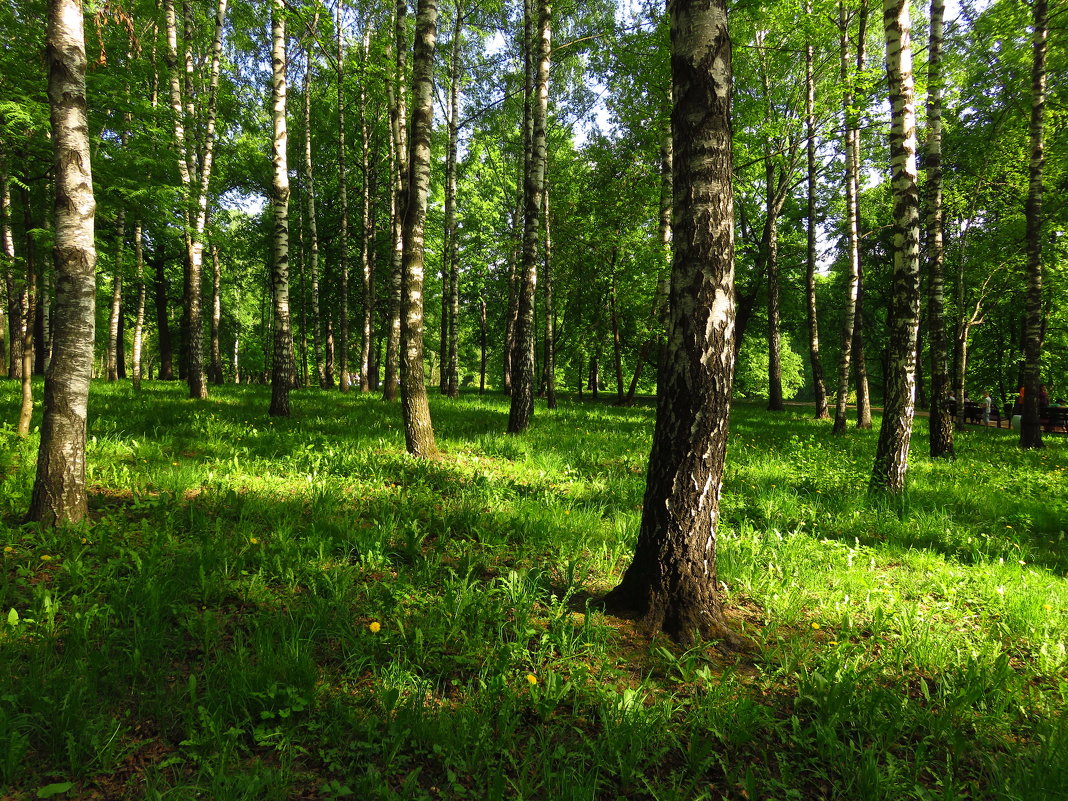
left=36, top=783, right=75, bottom=799
left=6, top=608, right=17, bottom=627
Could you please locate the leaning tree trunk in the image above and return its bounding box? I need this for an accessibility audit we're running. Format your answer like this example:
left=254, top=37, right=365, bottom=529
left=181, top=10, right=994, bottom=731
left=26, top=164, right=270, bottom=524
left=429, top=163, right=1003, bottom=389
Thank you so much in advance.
left=832, top=0, right=862, bottom=435
left=268, top=0, right=292, bottom=417
left=804, top=1, right=829, bottom=420
left=1020, top=0, right=1047, bottom=450
left=508, top=0, right=550, bottom=434
left=925, top=0, right=953, bottom=457
left=29, top=0, right=97, bottom=526
left=399, top=0, right=439, bottom=457
left=603, top=0, right=746, bottom=648
left=870, top=0, right=922, bottom=493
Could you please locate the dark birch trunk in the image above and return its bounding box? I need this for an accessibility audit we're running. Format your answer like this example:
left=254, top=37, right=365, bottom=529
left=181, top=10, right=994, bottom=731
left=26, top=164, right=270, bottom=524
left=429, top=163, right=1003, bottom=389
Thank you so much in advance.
left=604, top=0, right=746, bottom=648
left=543, top=182, right=556, bottom=409
left=359, top=28, right=374, bottom=393
left=29, top=0, right=97, bottom=525
left=17, top=228, right=36, bottom=436
left=852, top=275, right=872, bottom=428
left=508, top=0, right=550, bottom=433
left=871, top=0, right=922, bottom=493
left=1020, top=0, right=1046, bottom=450
left=925, top=0, right=953, bottom=456
left=106, top=209, right=125, bottom=381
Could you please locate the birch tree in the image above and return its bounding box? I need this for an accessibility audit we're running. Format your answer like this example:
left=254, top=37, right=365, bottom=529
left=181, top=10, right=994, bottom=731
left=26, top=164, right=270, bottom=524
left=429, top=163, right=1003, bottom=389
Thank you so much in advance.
left=28, top=0, right=97, bottom=525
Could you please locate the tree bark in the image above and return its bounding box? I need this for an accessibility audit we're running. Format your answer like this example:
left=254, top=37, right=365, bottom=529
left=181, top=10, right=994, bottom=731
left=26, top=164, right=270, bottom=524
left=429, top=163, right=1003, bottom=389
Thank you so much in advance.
left=604, top=0, right=745, bottom=648
left=399, top=0, right=439, bottom=457
left=209, top=243, right=223, bottom=384
left=17, top=224, right=36, bottom=437
left=1020, top=0, right=1047, bottom=450
left=508, top=0, right=550, bottom=433
left=832, top=0, right=862, bottom=435
left=871, top=0, right=922, bottom=493
left=804, top=2, right=829, bottom=420
left=269, top=0, right=293, bottom=417
left=925, top=0, right=953, bottom=457
left=442, top=1, right=464, bottom=398
left=132, top=221, right=146, bottom=391
left=106, top=209, right=125, bottom=381
left=359, top=27, right=374, bottom=393
left=337, top=3, right=351, bottom=394
left=29, top=0, right=97, bottom=526
left=384, top=0, right=408, bottom=402
left=543, top=182, right=556, bottom=409
left=153, top=250, right=174, bottom=379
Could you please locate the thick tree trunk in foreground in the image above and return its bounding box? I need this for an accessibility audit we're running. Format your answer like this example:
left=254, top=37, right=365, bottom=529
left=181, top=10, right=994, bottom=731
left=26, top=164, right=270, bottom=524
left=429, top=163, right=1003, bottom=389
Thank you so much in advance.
left=29, top=0, right=97, bottom=526
left=268, top=0, right=292, bottom=417
left=871, top=0, right=922, bottom=493
left=604, top=0, right=745, bottom=648
left=1020, top=0, right=1047, bottom=450
left=925, top=0, right=953, bottom=457
left=399, top=0, right=439, bottom=457
left=508, top=0, right=550, bottom=433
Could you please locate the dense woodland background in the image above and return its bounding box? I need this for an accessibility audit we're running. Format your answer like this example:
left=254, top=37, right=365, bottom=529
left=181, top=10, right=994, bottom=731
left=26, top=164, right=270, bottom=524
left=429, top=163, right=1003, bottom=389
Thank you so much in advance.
left=1, top=0, right=1064, bottom=416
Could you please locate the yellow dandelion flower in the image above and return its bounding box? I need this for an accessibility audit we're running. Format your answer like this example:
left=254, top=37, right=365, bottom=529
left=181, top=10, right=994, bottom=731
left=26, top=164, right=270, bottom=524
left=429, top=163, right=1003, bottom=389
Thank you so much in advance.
left=526, top=674, right=538, bottom=685
left=3, top=546, right=13, bottom=554
left=829, top=640, right=839, bottom=646
left=40, top=554, right=53, bottom=561
left=368, top=621, right=381, bottom=633
left=811, top=622, right=820, bottom=630
left=249, top=537, right=259, bottom=545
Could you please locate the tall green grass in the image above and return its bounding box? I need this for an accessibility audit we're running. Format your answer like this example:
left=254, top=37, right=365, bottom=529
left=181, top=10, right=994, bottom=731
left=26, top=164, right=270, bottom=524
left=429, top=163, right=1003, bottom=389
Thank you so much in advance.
left=1, top=381, right=1065, bottom=800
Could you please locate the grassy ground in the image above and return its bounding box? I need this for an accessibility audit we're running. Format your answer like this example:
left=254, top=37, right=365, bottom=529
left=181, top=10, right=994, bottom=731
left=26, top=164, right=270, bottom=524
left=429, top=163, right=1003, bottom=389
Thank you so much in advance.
left=1, top=380, right=1066, bottom=800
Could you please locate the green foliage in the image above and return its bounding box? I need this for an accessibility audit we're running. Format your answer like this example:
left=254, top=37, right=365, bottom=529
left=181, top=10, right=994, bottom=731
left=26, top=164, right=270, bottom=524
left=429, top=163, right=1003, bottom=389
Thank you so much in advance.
left=735, top=332, right=807, bottom=400
left=1, top=382, right=1067, bottom=799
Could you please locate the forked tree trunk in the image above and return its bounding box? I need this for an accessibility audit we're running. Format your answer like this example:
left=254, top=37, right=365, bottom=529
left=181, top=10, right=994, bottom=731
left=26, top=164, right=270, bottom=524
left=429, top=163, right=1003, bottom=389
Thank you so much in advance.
left=871, top=0, right=922, bottom=493
left=508, top=0, right=550, bottom=433
left=132, top=221, right=146, bottom=391
left=804, top=2, right=829, bottom=419
left=925, top=0, right=953, bottom=457
left=269, top=0, right=293, bottom=417
left=604, top=0, right=746, bottom=648
left=29, top=0, right=97, bottom=526
left=399, top=0, right=439, bottom=457
left=1020, top=0, right=1047, bottom=450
